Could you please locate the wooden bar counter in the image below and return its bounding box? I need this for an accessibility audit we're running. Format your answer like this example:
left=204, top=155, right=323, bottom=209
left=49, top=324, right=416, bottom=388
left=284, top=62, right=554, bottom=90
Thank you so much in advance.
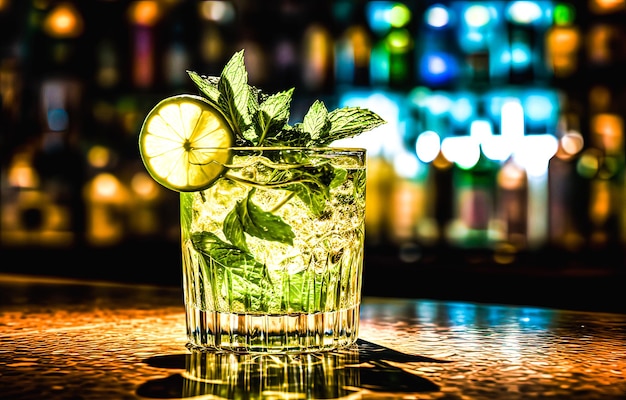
left=1, top=273, right=625, bottom=399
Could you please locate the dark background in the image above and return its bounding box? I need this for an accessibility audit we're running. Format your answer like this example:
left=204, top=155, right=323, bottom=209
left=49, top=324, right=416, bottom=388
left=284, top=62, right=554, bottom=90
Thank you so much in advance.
left=1, top=0, right=624, bottom=313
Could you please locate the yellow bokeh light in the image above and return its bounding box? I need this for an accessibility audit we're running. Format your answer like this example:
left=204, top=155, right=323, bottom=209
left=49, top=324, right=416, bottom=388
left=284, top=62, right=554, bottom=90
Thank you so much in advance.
left=8, top=153, right=40, bottom=189
left=87, top=145, right=111, bottom=169
left=389, top=3, right=411, bottom=28
left=386, top=29, right=412, bottom=53
left=92, top=173, right=122, bottom=199
left=131, top=172, right=160, bottom=201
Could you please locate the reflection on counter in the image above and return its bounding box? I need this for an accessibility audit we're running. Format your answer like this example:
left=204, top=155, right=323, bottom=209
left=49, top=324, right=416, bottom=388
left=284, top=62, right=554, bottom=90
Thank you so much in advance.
left=136, top=340, right=444, bottom=399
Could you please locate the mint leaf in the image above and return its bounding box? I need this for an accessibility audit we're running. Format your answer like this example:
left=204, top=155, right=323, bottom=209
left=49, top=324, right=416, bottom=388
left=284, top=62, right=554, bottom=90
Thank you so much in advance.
left=224, top=188, right=295, bottom=246
left=268, top=164, right=334, bottom=217
left=254, top=88, right=294, bottom=146
left=283, top=267, right=334, bottom=312
left=223, top=206, right=249, bottom=251
left=243, top=86, right=263, bottom=143
left=318, top=107, right=386, bottom=146
left=302, top=100, right=331, bottom=143
left=219, top=49, right=251, bottom=139
left=192, top=231, right=262, bottom=269
left=187, top=69, right=257, bottom=145
left=264, top=125, right=310, bottom=147
left=191, top=231, right=272, bottom=310
left=186, top=71, right=239, bottom=136
left=329, top=168, right=348, bottom=189
left=187, top=71, right=221, bottom=104
left=284, top=269, right=315, bottom=312
left=289, top=182, right=328, bottom=217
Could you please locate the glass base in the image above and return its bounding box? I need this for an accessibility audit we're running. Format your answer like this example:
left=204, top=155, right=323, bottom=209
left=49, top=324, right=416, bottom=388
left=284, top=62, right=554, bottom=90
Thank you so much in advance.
left=185, top=304, right=360, bottom=354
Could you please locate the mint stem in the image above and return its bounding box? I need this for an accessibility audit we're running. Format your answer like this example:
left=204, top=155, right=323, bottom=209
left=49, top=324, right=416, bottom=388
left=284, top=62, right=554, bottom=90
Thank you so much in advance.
left=223, top=172, right=320, bottom=189
left=271, top=192, right=295, bottom=213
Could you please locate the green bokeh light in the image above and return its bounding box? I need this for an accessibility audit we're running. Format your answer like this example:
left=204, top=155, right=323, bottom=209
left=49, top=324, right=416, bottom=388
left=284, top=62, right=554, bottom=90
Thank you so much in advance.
left=554, top=3, right=575, bottom=25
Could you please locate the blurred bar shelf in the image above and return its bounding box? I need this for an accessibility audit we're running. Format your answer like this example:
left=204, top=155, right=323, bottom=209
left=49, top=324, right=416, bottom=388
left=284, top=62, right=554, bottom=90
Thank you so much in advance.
left=1, top=273, right=625, bottom=399
left=2, top=0, right=625, bottom=266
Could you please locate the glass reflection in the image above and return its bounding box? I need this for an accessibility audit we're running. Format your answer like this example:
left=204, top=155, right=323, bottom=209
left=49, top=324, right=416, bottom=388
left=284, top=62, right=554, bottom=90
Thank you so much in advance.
left=182, top=347, right=361, bottom=399
left=134, top=339, right=443, bottom=399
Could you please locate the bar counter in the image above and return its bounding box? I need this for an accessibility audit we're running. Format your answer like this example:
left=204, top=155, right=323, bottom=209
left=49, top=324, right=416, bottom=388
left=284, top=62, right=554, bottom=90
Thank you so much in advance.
left=1, top=273, right=625, bottom=399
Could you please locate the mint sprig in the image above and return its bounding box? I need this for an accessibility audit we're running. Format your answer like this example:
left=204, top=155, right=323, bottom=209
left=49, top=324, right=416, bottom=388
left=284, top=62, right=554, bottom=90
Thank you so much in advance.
left=187, top=49, right=386, bottom=147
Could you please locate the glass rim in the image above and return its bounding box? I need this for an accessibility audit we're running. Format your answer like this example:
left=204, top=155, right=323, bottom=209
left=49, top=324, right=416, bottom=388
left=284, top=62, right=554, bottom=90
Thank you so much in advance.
left=209, top=146, right=367, bottom=152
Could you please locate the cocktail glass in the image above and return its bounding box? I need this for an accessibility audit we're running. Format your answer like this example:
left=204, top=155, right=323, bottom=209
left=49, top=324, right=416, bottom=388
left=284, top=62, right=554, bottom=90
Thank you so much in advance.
left=180, top=147, right=366, bottom=353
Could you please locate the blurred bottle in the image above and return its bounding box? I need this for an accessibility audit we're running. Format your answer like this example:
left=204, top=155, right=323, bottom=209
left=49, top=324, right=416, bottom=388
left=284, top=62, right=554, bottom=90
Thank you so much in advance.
left=127, top=1, right=162, bottom=89
left=32, top=79, right=87, bottom=246
left=545, top=2, right=581, bottom=80
left=364, top=157, right=395, bottom=246
left=335, top=23, right=372, bottom=87
left=497, top=158, right=528, bottom=251
left=162, top=7, right=194, bottom=90
left=301, top=22, right=335, bottom=94
left=548, top=104, right=587, bottom=254
left=364, top=1, right=414, bottom=88
left=24, top=1, right=89, bottom=246
left=454, top=148, right=499, bottom=248
left=415, top=7, right=460, bottom=89
left=506, top=23, right=535, bottom=84
left=504, top=1, right=552, bottom=85
left=584, top=87, right=625, bottom=256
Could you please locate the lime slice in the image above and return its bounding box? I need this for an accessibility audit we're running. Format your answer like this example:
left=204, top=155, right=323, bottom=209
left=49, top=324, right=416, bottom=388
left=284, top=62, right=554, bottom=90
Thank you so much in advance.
left=139, top=94, right=234, bottom=192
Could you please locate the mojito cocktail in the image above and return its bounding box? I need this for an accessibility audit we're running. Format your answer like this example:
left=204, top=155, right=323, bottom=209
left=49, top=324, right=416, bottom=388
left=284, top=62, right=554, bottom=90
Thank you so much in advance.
left=181, top=147, right=366, bottom=352
left=137, top=49, right=384, bottom=353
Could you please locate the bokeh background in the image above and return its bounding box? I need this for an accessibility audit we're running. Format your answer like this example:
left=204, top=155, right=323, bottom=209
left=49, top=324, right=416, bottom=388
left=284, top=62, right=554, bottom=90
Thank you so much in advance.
left=1, top=0, right=624, bottom=312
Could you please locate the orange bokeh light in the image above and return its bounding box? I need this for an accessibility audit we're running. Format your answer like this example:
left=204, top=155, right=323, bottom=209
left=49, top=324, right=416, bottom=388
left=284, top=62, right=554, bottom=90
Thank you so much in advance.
left=43, top=2, right=84, bottom=38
